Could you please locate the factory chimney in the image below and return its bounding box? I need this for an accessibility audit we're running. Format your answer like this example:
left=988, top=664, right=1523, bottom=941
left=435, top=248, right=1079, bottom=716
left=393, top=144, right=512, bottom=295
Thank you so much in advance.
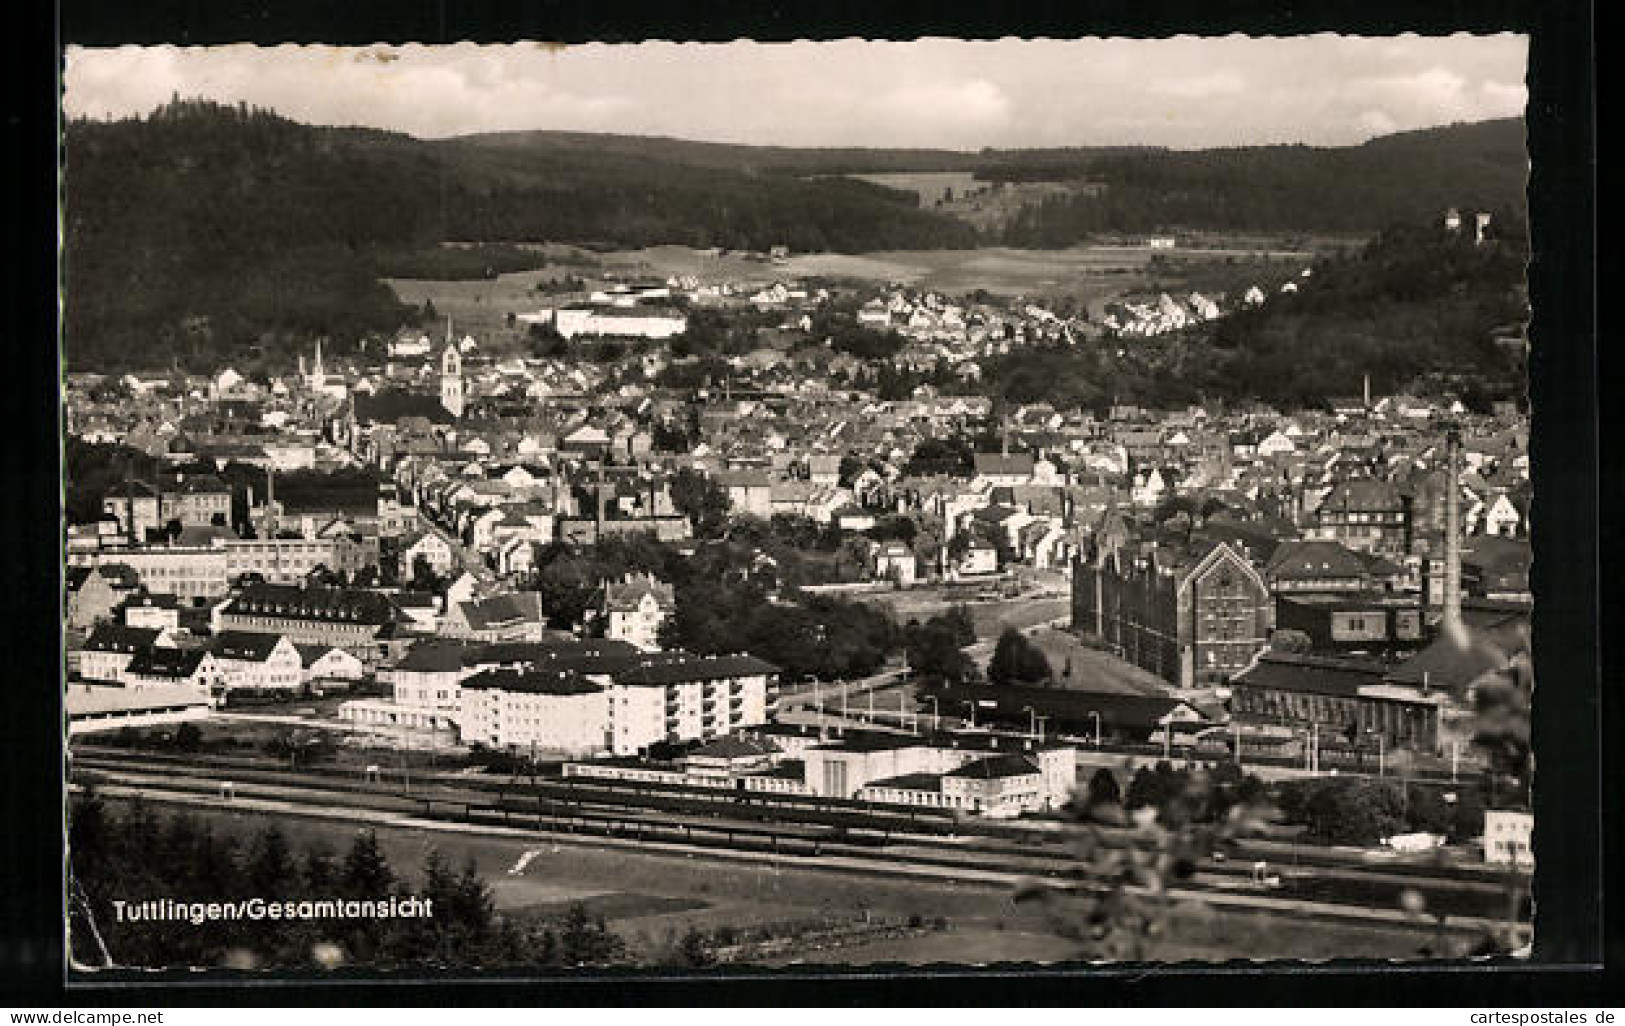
left=1363, top=373, right=1371, bottom=409
left=1442, top=425, right=1463, bottom=633
left=595, top=458, right=607, bottom=544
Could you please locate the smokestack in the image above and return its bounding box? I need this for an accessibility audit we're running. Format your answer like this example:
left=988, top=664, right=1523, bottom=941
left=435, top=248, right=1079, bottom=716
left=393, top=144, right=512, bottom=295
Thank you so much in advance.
left=1363, top=374, right=1370, bottom=409
left=595, top=460, right=606, bottom=543
left=1442, top=426, right=1462, bottom=632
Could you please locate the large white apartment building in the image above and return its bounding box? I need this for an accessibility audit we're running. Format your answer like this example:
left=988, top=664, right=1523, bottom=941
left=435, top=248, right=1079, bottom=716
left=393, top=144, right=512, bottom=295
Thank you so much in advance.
left=341, top=638, right=777, bottom=756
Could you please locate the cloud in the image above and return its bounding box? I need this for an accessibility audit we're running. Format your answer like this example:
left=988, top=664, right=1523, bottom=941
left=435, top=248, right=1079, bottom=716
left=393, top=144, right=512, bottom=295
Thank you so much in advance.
left=876, top=79, right=1011, bottom=125
left=63, top=37, right=1527, bottom=149
left=1356, top=109, right=1399, bottom=137
left=1152, top=70, right=1247, bottom=100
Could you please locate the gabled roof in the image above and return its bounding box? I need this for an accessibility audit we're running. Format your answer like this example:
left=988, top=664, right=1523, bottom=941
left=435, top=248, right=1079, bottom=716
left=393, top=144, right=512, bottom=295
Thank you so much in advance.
left=935, top=683, right=1198, bottom=733
left=83, top=624, right=164, bottom=654
left=860, top=772, right=943, bottom=793
left=1384, top=627, right=1517, bottom=696
left=294, top=643, right=351, bottom=668
left=461, top=666, right=602, bottom=696
left=603, top=575, right=675, bottom=612
left=973, top=453, right=1035, bottom=477
left=612, top=653, right=780, bottom=686
left=211, top=630, right=289, bottom=662
left=1265, top=540, right=1370, bottom=581
left=1318, top=477, right=1402, bottom=512
left=945, top=753, right=1042, bottom=780
left=687, top=736, right=779, bottom=761
left=1233, top=651, right=1389, bottom=697
left=393, top=641, right=476, bottom=673
left=224, top=583, right=399, bottom=626
left=124, top=646, right=211, bottom=679
left=454, top=592, right=547, bottom=632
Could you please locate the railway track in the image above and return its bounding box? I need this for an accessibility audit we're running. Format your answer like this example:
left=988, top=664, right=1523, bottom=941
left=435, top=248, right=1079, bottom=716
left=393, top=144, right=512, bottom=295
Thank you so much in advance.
left=71, top=749, right=1524, bottom=929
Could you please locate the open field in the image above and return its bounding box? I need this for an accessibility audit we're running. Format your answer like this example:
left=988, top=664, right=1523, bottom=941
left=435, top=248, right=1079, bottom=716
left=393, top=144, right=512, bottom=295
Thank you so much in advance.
left=846, top=171, right=989, bottom=208
left=782, top=247, right=1157, bottom=298
left=855, top=588, right=1071, bottom=641
left=94, top=795, right=1449, bottom=965
left=1025, top=626, right=1172, bottom=697
left=382, top=239, right=1338, bottom=340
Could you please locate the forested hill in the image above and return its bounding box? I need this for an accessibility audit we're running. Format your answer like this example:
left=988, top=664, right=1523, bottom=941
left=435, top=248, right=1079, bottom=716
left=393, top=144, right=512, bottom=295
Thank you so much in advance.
left=984, top=214, right=1531, bottom=412
left=62, top=100, right=975, bottom=370
left=998, top=118, right=1528, bottom=242
left=437, top=130, right=987, bottom=175
left=62, top=99, right=1526, bottom=371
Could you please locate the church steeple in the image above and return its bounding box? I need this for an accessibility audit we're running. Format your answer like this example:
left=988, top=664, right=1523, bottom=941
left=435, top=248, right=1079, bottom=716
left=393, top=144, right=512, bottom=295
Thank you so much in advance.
left=309, top=337, right=326, bottom=393
left=440, top=329, right=465, bottom=419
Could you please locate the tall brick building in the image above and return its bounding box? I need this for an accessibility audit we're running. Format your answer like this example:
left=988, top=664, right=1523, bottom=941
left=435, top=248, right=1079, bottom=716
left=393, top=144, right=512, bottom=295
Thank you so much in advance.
left=1072, top=538, right=1272, bottom=688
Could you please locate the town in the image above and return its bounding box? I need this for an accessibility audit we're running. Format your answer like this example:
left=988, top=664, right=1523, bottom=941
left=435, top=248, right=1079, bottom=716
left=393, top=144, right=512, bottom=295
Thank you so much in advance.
left=60, top=198, right=1534, bottom=965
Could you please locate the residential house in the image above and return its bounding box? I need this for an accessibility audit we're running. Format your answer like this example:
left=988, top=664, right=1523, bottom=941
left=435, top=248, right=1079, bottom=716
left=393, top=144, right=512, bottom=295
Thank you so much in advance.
left=971, top=452, right=1035, bottom=489
left=401, top=529, right=460, bottom=579
left=603, top=574, right=676, bottom=652
left=297, top=644, right=367, bottom=687
left=77, top=623, right=177, bottom=683
left=874, top=542, right=919, bottom=587
left=1308, top=477, right=1410, bottom=557
left=441, top=592, right=552, bottom=643
left=1264, top=540, right=1375, bottom=593
left=68, top=564, right=142, bottom=629
left=210, top=630, right=304, bottom=694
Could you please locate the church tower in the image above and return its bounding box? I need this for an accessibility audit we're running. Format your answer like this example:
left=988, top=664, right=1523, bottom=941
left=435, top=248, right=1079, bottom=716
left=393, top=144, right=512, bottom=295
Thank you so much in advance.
left=440, top=316, right=464, bottom=418
left=309, top=338, right=326, bottom=394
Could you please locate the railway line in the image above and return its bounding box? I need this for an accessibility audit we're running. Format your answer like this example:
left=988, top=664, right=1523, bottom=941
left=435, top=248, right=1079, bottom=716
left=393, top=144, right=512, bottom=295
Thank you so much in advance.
left=70, top=747, right=1526, bottom=932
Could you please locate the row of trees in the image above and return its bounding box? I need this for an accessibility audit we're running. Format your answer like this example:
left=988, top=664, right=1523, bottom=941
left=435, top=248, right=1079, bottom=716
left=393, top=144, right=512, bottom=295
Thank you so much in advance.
left=1275, top=776, right=1488, bottom=847
left=67, top=794, right=629, bottom=970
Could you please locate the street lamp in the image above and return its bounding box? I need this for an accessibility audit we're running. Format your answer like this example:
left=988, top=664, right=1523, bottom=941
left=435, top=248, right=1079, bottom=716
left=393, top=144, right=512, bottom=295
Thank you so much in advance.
left=1089, top=711, right=1102, bottom=747
left=926, top=695, right=940, bottom=734
left=962, top=700, right=977, bottom=730
left=1022, top=705, right=1038, bottom=740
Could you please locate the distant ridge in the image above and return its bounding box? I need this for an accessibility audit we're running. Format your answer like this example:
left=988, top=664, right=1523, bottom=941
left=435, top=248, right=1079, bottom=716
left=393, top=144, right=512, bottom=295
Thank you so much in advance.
left=62, top=99, right=1526, bottom=370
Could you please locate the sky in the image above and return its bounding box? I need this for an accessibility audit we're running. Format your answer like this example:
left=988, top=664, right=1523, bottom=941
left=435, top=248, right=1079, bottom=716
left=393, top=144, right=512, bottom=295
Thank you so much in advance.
left=62, top=35, right=1527, bottom=150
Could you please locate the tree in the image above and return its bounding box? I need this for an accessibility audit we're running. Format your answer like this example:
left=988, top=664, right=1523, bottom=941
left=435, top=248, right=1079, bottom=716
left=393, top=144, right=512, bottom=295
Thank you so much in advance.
left=247, top=825, right=297, bottom=898
left=340, top=830, right=395, bottom=898
left=531, top=555, right=601, bottom=632
left=988, top=628, right=1052, bottom=686
left=1269, top=629, right=1315, bottom=654
left=905, top=617, right=976, bottom=687
left=1085, top=768, right=1123, bottom=809
left=669, top=468, right=730, bottom=540
left=558, top=902, right=625, bottom=966
left=409, top=554, right=445, bottom=593
left=169, top=722, right=203, bottom=752
left=672, top=927, right=716, bottom=967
